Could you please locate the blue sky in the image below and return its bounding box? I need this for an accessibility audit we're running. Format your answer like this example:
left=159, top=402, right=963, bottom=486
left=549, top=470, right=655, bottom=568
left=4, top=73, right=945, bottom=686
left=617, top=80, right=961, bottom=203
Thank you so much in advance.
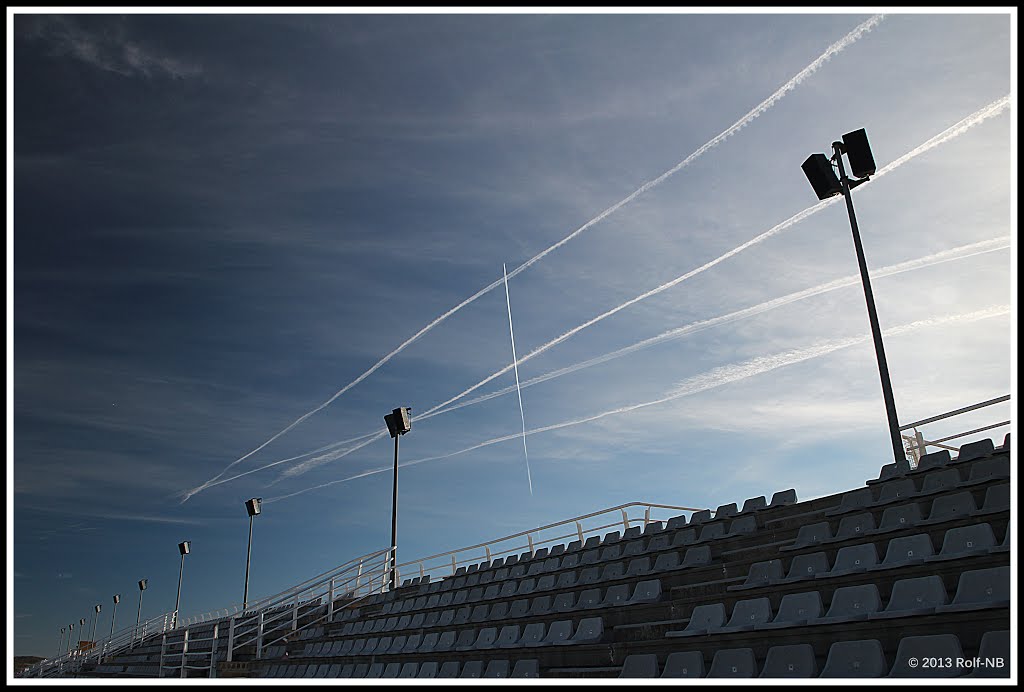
left=8, top=10, right=1015, bottom=659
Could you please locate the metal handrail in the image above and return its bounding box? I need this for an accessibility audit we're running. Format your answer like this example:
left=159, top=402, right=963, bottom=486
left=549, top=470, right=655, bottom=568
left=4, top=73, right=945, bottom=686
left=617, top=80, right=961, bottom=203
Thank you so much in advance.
left=899, top=394, right=1010, bottom=464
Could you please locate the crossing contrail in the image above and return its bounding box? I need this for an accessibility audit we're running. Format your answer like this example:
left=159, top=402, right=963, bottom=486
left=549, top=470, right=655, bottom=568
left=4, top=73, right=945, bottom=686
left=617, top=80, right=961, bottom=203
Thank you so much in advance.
left=262, top=304, right=1008, bottom=503
left=181, top=16, right=884, bottom=503
left=504, top=263, right=533, bottom=496
left=414, top=94, right=1012, bottom=423
left=205, top=92, right=1011, bottom=492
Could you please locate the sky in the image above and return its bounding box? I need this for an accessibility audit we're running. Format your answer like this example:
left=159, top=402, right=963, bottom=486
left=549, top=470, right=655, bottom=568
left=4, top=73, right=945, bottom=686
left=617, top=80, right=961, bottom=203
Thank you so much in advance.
left=8, top=9, right=1016, bottom=660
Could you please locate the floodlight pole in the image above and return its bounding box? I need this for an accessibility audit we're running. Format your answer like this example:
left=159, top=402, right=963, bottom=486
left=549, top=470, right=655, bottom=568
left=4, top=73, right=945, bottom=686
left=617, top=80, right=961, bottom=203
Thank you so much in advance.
left=390, top=432, right=400, bottom=591
left=58, top=628, right=66, bottom=659
left=133, top=584, right=144, bottom=650
left=832, top=140, right=904, bottom=466
left=174, top=553, right=185, bottom=629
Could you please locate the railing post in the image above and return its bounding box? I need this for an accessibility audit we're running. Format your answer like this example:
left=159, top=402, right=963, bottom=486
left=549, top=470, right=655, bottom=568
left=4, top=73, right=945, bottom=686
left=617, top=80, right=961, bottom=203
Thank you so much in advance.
left=643, top=507, right=651, bottom=528
left=450, top=555, right=457, bottom=576
left=527, top=534, right=535, bottom=554
left=257, top=610, right=265, bottom=660
left=226, top=616, right=235, bottom=663
left=210, top=623, right=218, bottom=678
left=575, top=521, right=584, bottom=542
left=292, top=594, right=299, bottom=634
left=621, top=509, right=630, bottom=532
left=356, top=560, right=363, bottom=591
left=327, top=578, right=336, bottom=623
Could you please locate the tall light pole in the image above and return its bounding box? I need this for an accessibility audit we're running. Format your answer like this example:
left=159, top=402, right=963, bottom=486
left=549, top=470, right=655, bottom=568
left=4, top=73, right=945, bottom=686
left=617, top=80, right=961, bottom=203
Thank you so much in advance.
left=108, top=594, right=120, bottom=642
left=90, top=604, right=101, bottom=649
left=67, top=623, right=74, bottom=654
left=243, top=498, right=262, bottom=610
left=802, top=127, right=904, bottom=465
left=383, top=407, right=412, bottom=591
left=58, top=627, right=66, bottom=658
left=174, top=541, right=190, bottom=629
left=133, top=579, right=147, bottom=650
left=78, top=618, right=86, bottom=650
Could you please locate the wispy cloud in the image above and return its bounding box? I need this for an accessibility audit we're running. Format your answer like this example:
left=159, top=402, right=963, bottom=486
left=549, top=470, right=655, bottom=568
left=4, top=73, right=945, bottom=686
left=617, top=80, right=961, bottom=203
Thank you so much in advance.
left=20, top=15, right=202, bottom=79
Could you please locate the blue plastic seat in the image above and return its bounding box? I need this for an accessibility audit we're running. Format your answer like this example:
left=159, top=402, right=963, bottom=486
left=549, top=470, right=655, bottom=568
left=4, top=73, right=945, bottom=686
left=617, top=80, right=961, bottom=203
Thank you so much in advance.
left=667, top=602, right=726, bottom=637
left=827, top=512, right=876, bottom=542
left=888, top=634, right=964, bottom=677
left=619, top=653, right=658, bottom=678
left=820, top=543, right=877, bottom=577
left=495, top=625, right=521, bottom=649
left=921, top=491, right=976, bottom=525
left=720, top=597, right=771, bottom=632
left=756, top=591, right=822, bottom=630
left=777, top=552, right=829, bottom=583
left=825, top=488, right=873, bottom=516
left=708, top=648, right=757, bottom=678
left=782, top=521, right=832, bottom=552
left=820, top=639, right=886, bottom=678
left=517, top=622, right=546, bottom=647
left=662, top=651, right=704, bottom=678
left=760, top=644, right=817, bottom=678
left=971, top=483, right=1009, bottom=516
left=955, top=438, right=994, bottom=462
left=818, top=584, right=881, bottom=624
left=911, top=449, right=951, bottom=474
left=872, top=533, right=933, bottom=569
left=868, top=502, right=923, bottom=534
left=926, top=522, right=997, bottom=561
left=729, top=558, right=783, bottom=591
left=511, top=659, right=540, bottom=678
left=936, top=566, right=1010, bottom=612
left=870, top=574, right=947, bottom=619
left=969, top=630, right=1010, bottom=678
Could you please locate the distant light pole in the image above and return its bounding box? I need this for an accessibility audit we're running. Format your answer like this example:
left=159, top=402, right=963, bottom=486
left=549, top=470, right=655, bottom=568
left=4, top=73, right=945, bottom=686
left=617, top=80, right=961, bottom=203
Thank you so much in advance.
left=174, top=541, right=190, bottom=629
left=90, top=604, right=101, bottom=649
left=109, top=594, right=120, bottom=641
left=383, top=407, right=412, bottom=591
left=133, top=579, right=147, bottom=649
left=67, top=623, right=74, bottom=654
left=802, top=127, right=904, bottom=465
left=78, top=618, right=86, bottom=650
left=243, top=498, right=262, bottom=610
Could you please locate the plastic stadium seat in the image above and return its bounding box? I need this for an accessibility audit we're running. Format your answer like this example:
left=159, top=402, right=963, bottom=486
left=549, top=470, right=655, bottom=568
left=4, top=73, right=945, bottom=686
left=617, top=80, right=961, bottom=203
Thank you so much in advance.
left=689, top=509, right=713, bottom=525
left=416, top=662, right=438, bottom=678
left=769, top=488, right=797, bottom=507
left=517, top=623, right=546, bottom=647
left=576, top=588, right=602, bottom=609
left=782, top=522, right=833, bottom=552
left=820, top=639, right=886, bottom=678
left=730, top=559, right=783, bottom=591
left=873, top=533, right=934, bottom=569
left=867, top=458, right=913, bottom=485
left=921, top=491, right=977, bottom=525
left=870, top=574, right=947, bottom=619
left=619, top=653, right=659, bottom=678
left=483, top=660, right=509, bottom=678
left=422, top=611, right=441, bottom=628
left=509, top=565, right=527, bottom=579
left=508, top=599, right=530, bottom=619
left=416, top=632, right=440, bottom=653
left=398, top=662, right=418, bottom=678
left=600, top=583, right=631, bottom=607
left=960, top=457, right=1010, bottom=486
left=560, top=554, right=580, bottom=570
left=460, top=661, right=484, bottom=678
left=437, top=661, right=460, bottom=678
left=402, top=634, right=422, bottom=653
left=912, top=449, right=951, bottom=474
left=819, top=584, right=881, bottom=624
left=870, top=478, right=918, bottom=507
left=995, top=432, right=1010, bottom=451
left=567, top=617, right=604, bottom=644
left=681, top=545, right=712, bottom=568
left=465, top=627, right=497, bottom=651
left=409, top=612, right=425, bottom=629
left=777, top=552, right=830, bottom=583
left=917, top=468, right=961, bottom=497
left=495, top=625, right=521, bottom=648
left=599, top=562, right=625, bottom=582
left=541, top=557, right=562, bottom=573
left=373, top=636, right=393, bottom=655
left=671, top=529, right=698, bottom=548
left=485, top=602, right=510, bottom=623
left=511, top=659, right=540, bottom=678
left=661, top=651, right=704, bottom=678
left=668, top=602, right=726, bottom=637
left=550, top=544, right=566, bottom=557
left=580, top=550, right=601, bottom=567
left=868, top=503, right=923, bottom=535
left=653, top=551, right=680, bottom=572
left=721, top=597, right=772, bottom=632
left=365, top=663, right=384, bottom=679
left=715, top=502, right=739, bottom=519
left=760, top=644, right=817, bottom=678
left=643, top=521, right=664, bottom=535
left=623, top=526, right=643, bottom=541
left=665, top=514, right=688, bottom=531
left=697, top=522, right=726, bottom=543
left=387, top=635, right=407, bottom=654
left=740, top=496, right=767, bottom=514
left=602, top=531, right=622, bottom=546
left=645, top=534, right=672, bottom=554
left=724, top=515, right=757, bottom=537
left=828, top=512, right=876, bottom=543
left=926, top=523, right=997, bottom=561
left=708, top=648, right=758, bottom=678
left=955, top=438, right=994, bottom=462
left=992, top=524, right=1009, bottom=554
left=515, top=579, right=537, bottom=597
left=530, top=595, right=555, bottom=616
left=825, top=488, right=874, bottom=516
left=628, top=579, right=662, bottom=604
left=351, top=664, right=369, bottom=678
left=756, top=591, right=822, bottom=630
left=555, top=570, right=577, bottom=590
left=600, top=545, right=623, bottom=563
left=969, top=630, right=1010, bottom=678
left=888, top=634, right=964, bottom=677
left=582, top=536, right=602, bottom=550
left=526, top=561, right=545, bottom=577
left=497, top=581, right=518, bottom=600
left=936, top=566, right=1010, bottom=612
left=540, top=620, right=572, bottom=645
left=435, top=630, right=458, bottom=653
left=821, top=543, right=878, bottom=577
left=469, top=604, right=490, bottom=623
left=622, top=540, right=645, bottom=560
left=971, top=483, right=1009, bottom=516
left=481, top=585, right=500, bottom=601
left=536, top=574, right=557, bottom=592
left=626, top=557, right=652, bottom=576
left=381, top=662, right=402, bottom=678
left=452, top=607, right=472, bottom=626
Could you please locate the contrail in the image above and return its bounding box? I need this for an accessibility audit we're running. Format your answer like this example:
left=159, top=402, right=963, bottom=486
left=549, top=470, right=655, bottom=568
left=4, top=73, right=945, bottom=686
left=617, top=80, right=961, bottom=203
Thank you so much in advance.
left=235, top=92, right=1012, bottom=490
left=415, top=94, right=1012, bottom=423
left=201, top=236, right=1009, bottom=490
left=504, top=263, right=533, bottom=496
left=182, top=16, right=884, bottom=502
left=262, top=304, right=1008, bottom=503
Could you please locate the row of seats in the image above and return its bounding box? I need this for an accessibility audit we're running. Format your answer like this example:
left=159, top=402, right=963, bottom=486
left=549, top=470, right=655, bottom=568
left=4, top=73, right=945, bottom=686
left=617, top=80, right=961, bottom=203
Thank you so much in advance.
left=622, top=630, right=1009, bottom=678
left=746, top=523, right=1008, bottom=588
left=837, top=457, right=1008, bottom=516
left=868, top=437, right=1008, bottom=485
left=300, top=616, right=606, bottom=657
left=265, top=658, right=540, bottom=678
left=670, top=566, right=1008, bottom=636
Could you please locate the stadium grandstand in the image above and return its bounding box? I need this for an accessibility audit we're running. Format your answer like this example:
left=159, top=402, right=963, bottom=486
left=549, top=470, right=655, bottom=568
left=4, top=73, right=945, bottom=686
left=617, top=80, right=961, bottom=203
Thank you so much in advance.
left=21, top=429, right=1010, bottom=679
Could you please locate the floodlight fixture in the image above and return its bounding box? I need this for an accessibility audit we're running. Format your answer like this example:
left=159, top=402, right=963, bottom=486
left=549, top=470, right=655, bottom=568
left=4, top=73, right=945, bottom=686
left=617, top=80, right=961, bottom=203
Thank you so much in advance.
left=178, top=540, right=191, bottom=556
left=801, top=127, right=903, bottom=465
left=384, top=407, right=413, bottom=591
left=243, top=498, right=263, bottom=609
left=138, top=579, right=148, bottom=591
left=133, top=580, right=147, bottom=650
left=174, top=541, right=190, bottom=628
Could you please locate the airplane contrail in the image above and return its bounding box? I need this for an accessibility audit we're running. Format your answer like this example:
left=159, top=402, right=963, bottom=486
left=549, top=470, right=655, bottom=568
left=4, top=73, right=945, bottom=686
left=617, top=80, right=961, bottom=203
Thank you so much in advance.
left=192, top=235, right=1009, bottom=491
left=181, top=16, right=884, bottom=503
left=415, top=94, right=1012, bottom=423
left=262, top=304, right=1008, bottom=503
left=504, top=263, right=533, bottom=496
left=208, top=93, right=1012, bottom=491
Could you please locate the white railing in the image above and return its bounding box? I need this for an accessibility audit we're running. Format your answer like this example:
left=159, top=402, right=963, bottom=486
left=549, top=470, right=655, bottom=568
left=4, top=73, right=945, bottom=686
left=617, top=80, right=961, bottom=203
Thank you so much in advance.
left=901, top=394, right=1010, bottom=465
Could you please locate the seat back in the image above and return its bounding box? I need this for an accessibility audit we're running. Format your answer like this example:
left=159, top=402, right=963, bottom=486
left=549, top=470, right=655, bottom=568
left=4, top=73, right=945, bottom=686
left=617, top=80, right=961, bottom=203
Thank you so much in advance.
left=741, top=495, right=767, bottom=513
left=785, top=552, right=829, bottom=581
left=771, top=591, right=822, bottom=624
left=760, top=644, right=817, bottom=678
left=883, top=575, right=947, bottom=615
left=938, top=523, right=997, bottom=557
left=662, top=651, right=704, bottom=678
left=825, top=584, right=881, bottom=620
left=742, top=559, right=783, bottom=588
left=726, top=597, right=771, bottom=628
left=686, top=602, right=726, bottom=632
left=879, top=534, right=933, bottom=567
left=708, top=648, right=757, bottom=678
left=820, top=639, right=886, bottom=678
left=832, top=543, right=878, bottom=573
left=619, top=653, right=659, bottom=678
left=948, top=566, right=1010, bottom=608
left=889, top=634, right=963, bottom=677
